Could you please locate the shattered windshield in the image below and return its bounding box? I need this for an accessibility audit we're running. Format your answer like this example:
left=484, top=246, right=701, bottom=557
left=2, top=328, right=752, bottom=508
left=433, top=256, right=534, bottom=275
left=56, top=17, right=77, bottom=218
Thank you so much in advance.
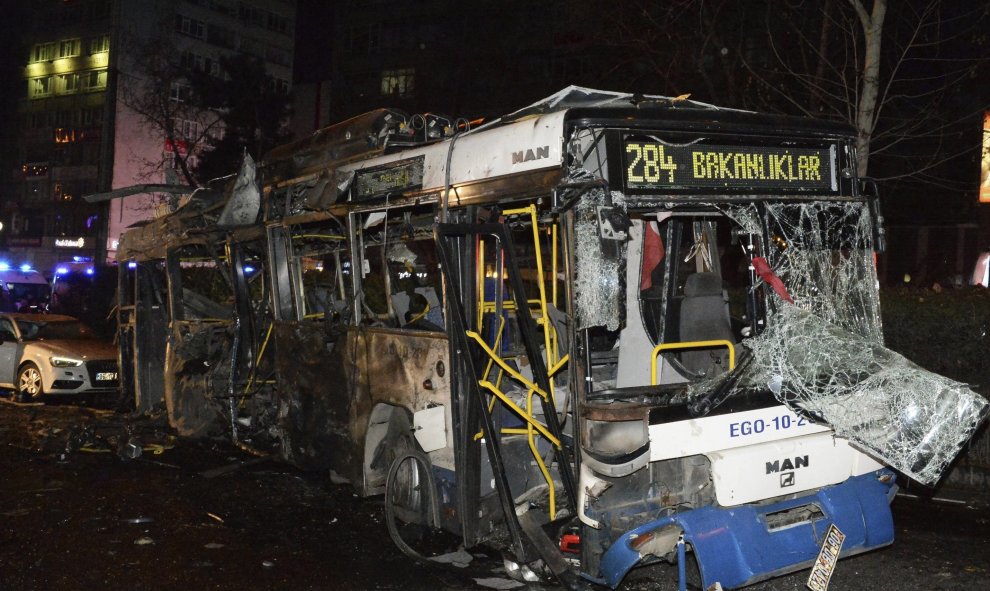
left=573, top=190, right=988, bottom=484
left=701, top=202, right=988, bottom=485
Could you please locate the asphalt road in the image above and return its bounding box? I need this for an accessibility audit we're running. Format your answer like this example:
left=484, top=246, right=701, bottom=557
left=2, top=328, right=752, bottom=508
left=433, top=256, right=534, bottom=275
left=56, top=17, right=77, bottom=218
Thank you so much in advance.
left=0, top=399, right=987, bottom=591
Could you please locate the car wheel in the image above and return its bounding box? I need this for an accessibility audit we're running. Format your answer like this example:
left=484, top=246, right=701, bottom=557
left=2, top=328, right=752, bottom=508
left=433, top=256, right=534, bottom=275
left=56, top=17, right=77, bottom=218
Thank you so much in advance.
left=17, top=363, right=44, bottom=401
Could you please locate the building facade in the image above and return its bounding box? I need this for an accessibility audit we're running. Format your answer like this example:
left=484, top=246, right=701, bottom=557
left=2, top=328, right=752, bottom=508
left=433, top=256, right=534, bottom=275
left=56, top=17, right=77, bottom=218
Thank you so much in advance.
left=327, top=1, right=604, bottom=123
left=9, top=0, right=295, bottom=272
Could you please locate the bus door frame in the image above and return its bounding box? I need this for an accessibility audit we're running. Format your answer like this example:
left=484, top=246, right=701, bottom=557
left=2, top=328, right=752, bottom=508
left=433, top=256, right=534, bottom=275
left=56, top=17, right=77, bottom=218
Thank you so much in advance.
left=436, top=221, right=577, bottom=560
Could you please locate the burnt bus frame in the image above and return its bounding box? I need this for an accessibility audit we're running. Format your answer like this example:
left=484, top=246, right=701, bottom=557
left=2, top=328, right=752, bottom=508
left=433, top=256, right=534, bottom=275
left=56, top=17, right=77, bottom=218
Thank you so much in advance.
left=435, top=220, right=578, bottom=558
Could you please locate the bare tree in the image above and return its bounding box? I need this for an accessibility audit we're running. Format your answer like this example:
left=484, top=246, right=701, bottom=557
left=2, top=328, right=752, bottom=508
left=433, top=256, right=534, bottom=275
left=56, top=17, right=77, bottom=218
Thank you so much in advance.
left=849, top=0, right=886, bottom=175
left=581, top=0, right=990, bottom=184
left=754, top=0, right=987, bottom=181
left=116, top=24, right=222, bottom=188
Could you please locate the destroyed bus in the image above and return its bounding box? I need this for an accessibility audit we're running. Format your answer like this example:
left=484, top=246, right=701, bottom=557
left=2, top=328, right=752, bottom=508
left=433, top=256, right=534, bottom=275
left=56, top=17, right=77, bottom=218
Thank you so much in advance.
left=115, top=87, right=988, bottom=590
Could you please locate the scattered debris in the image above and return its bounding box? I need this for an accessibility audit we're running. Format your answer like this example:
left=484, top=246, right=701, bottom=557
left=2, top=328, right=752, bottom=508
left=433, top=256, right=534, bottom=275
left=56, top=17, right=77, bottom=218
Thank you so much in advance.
left=472, top=577, right=524, bottom=590
left=206, top=512, right=225, bottom=523
left=65, top=425, right=100, bottom=454
left=118, top=436, right=143, bottom=460
left=429, top=548, right=474, bottom=568
left=134, top=537, right=154, bottom=545
left=262, top=560, right=275, bottom=568
left=123, top=517, right=154, bottom=525
left=204, top=543, right=225, bottom=549
left=200, top=455, right=273, bottom=479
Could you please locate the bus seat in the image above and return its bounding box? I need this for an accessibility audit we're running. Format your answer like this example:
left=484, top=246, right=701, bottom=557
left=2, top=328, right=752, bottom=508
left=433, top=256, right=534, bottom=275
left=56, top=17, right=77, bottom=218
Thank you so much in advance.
left=678, top=272, right=733, bottom=378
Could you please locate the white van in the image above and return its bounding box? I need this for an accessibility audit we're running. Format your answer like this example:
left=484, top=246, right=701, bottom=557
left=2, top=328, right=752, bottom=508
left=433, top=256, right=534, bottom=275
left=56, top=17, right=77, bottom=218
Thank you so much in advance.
left=0, top=266, right=50, bottom=312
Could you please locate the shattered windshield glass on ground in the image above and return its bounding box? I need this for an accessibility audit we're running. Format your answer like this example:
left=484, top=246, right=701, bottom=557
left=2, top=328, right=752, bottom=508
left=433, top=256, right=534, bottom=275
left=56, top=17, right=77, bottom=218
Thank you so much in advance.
left=694, top=202, right=989, bottom=486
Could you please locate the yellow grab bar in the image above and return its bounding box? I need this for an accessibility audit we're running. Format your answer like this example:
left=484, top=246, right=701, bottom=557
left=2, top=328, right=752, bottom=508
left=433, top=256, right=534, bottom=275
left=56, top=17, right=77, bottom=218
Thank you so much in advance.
left=651, top=340, right=735, bottom=385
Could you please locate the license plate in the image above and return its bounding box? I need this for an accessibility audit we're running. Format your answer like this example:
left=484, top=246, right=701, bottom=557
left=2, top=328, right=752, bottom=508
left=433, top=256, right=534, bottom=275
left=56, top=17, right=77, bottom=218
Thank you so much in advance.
left=96, top=372, right=117, bottom=381
left=806, top=523, right=845, bottom=591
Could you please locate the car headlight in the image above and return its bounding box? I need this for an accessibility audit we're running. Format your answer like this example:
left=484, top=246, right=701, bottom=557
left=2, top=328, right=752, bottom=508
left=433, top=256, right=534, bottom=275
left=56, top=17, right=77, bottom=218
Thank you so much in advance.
left=50, top=356, right=83, bottom=367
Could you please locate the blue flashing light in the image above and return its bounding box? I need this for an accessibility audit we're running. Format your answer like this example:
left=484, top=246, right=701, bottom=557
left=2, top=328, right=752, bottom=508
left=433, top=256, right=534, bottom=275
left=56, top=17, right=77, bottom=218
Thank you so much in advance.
left=72, top=256, right=93, bottom=263
left=19, top=264, right=32, bottom=272
left=127, top=261, right=137, bottom=269
left=56, top=267, right=70, bottom=275
left=85, top=267, right=95, bottom=276
left=0, top=262, right=9, bottom=271
left=244, top=265, right=256, bottom=273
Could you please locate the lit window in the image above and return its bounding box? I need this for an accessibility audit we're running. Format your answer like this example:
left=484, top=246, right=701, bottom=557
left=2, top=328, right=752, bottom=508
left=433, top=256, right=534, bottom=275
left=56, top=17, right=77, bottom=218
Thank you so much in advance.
left=54, top=128, right=77, bottom=143
left=30, top=77, right=53, bottom=98
left=89, top=35, right=110, bottom=54
left=58, top=73, right=80, bottom=94
left=380, top=68, right=414, bottom=97
left=80, top=70, right=108, bottom=91
left=31, top=43, right=56, bottom=63
left=59, top=38, right=82, bottom=58
left=22, top=163, right=49, bottom=177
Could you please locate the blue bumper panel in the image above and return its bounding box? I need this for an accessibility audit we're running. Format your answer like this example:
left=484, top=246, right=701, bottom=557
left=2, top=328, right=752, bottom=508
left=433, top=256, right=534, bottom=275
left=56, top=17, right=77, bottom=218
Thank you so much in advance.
left=599, top=470, right=895, bottom=589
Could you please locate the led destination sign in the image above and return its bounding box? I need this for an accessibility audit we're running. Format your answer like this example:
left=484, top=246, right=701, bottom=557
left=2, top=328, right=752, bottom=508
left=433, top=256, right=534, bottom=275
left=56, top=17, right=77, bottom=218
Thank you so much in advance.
left=353, top=156, right=425, bottom=200
left=623, top=139, right=836, bottom=193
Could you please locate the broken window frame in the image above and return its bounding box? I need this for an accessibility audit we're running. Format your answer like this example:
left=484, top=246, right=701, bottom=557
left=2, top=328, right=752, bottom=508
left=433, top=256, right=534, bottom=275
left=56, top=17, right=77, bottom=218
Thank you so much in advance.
left=348, top=204, right=445, bottom=330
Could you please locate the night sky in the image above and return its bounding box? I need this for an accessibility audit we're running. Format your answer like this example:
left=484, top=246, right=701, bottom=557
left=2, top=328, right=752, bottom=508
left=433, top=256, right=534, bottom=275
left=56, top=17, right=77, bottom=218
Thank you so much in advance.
left=292, top=0, right=334, bottom=84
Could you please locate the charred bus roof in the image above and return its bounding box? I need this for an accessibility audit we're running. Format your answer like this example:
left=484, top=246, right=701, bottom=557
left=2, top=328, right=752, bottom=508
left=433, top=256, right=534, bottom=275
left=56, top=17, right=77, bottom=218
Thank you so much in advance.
left=119, top=87, right=859, bottom=261
left=259, top=87, right=858, bottom=217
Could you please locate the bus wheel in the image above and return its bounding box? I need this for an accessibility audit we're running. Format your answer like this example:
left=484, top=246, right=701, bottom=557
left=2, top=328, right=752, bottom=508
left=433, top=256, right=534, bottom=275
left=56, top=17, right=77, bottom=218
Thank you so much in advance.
left=384, top=449, right=440, bottom=561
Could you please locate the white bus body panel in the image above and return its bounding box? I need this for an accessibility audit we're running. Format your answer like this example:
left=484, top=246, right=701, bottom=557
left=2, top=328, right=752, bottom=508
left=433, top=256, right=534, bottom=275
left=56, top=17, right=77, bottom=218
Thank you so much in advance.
left=649, top=404, right=883, bottom=506
left=340, top=111, right=568, bottom=192
left=708, top=432, right=883, bottom=506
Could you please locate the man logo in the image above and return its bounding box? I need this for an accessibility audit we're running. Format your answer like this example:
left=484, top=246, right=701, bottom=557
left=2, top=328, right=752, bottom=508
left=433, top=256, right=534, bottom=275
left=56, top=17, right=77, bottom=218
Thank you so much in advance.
left=780, top=472, right=796, bottom=487
left=511, top=146, right=550, bottom=164
left=766, top=455, right=809, bottom=474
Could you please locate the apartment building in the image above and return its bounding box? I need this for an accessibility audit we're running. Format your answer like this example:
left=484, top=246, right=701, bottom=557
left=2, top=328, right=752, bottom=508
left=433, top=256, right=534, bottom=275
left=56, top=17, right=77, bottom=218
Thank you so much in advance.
left=10, top=0, right=295, bottom=270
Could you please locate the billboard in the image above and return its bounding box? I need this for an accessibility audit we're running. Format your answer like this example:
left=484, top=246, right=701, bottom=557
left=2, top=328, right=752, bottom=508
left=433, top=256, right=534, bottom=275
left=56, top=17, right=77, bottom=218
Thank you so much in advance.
left=982, top=112, right=990, bottom=203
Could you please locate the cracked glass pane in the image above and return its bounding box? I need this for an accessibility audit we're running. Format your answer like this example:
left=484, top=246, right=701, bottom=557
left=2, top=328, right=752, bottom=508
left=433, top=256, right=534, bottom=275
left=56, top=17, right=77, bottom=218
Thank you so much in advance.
left=693, top=202, right=989, bottom=485
left=573, top=187, right=626, bottom=331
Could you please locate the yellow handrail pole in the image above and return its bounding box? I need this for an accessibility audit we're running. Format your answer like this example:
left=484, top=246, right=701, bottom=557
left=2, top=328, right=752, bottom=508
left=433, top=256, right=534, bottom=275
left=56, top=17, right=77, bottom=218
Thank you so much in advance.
left=242, top=322, right=275, bottom=403
left=548, top=355, right=570, bottom=379
left=467, top=331, right=550, bottom=400
left=477, top=380, right=559, bottom=446
left=502, top=206, right=558, bottom=403
left=651, top=340, right=736, bottom=385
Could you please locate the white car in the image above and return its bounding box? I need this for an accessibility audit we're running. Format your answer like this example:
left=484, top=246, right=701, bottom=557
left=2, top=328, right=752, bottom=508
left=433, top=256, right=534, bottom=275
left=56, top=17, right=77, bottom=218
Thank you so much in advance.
left=0, top=314, right=118, bottom=401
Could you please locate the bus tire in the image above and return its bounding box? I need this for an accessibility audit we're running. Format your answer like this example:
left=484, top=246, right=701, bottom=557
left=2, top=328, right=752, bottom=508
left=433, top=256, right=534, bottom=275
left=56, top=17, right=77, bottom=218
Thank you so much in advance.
left=384, top=449, right=440, bottom=562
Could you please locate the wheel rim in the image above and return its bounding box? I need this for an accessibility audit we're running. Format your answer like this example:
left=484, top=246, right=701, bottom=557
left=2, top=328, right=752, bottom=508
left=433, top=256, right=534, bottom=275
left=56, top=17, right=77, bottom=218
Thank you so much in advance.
left=19, top=367, right=42, bottom=397
left=384, top=451, right=442, bottom=561
left=388, top=454, right=428, bottom=525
